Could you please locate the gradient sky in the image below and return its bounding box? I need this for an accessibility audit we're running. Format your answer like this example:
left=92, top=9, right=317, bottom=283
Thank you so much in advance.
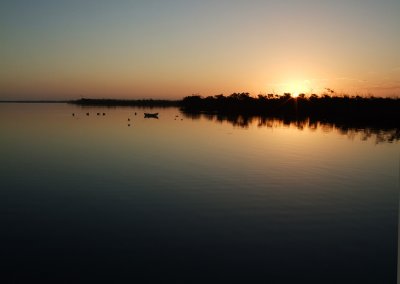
left=1, top=0, right=399, bottom=100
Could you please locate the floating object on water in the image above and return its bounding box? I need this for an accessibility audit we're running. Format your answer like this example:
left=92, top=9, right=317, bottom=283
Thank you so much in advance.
left=103, top=113, right=105, bottom=116
left=86, top=113, right=89, bottom=116
left=72, top=113, right=75, bottom=116
left=144, top=113, right=159, bottom=118
left=134, top=112, right=137, bottom=115
left=97, top=113, right=100, bottom=115
left=128, top=124, right=130, bottom=127
left=128, top=118, right=130, bottom=121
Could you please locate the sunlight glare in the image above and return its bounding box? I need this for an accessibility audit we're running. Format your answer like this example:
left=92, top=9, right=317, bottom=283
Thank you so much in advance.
left=282, top=80, right=310, bottom=97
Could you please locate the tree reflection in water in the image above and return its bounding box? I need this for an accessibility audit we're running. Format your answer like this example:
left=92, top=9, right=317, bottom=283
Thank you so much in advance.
left=180, top=111, right=400, bottom=144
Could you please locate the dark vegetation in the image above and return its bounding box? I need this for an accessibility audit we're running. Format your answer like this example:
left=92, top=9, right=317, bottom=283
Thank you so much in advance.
left=70, top=93, right=400, bottom=142
left=180, top=92, right=400, bottom=143
left=181, top=92, right=399, bottom=127
left=70, top=98, right=180, bottom=108
left=70, top=93, right=400, bottom=126
left=71, top=93, right=400, bottom=127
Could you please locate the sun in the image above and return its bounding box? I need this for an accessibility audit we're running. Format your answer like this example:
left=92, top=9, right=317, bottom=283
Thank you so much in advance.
left=280, top=80, right=311, bottom=98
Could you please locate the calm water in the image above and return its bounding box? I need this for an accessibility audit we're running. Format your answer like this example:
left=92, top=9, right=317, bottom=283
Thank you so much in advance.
left=0, top=103, right=398, bottom=283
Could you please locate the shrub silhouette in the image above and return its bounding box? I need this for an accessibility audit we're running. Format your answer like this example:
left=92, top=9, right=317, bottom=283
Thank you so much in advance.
left=70, top=93, right=400, bottom=136
left=180, top=92, right=400, bottom=141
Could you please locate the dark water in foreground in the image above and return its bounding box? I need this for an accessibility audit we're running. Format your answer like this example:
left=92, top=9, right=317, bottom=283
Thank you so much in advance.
left=0, top=104, right=398, bottom=283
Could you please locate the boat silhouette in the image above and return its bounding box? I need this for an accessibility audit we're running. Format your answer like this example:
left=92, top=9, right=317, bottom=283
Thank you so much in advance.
left=144, top=112, right=159, bottom=118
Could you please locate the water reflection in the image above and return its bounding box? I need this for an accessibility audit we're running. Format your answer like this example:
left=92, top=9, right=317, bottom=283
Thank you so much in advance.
left=180, top=110, right=400, bottom=144
left=0, top=103, right=398, bottom=283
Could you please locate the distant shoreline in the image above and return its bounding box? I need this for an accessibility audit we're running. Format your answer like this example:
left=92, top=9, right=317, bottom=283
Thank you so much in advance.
left=69, top=98, right=181, bottom=107
left=2, top=95, right=399, bottom=128
left=0, top=100, right=68, bottom=103
left=2, top=96, right=399, bottom=138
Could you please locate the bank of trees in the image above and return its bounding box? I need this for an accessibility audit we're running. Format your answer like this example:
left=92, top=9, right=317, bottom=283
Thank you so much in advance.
left=181, top=92, right=400, bottom=126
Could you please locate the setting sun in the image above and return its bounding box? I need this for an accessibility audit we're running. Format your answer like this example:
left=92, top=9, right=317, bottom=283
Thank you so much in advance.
left=280, top=80, right=311, bottom=97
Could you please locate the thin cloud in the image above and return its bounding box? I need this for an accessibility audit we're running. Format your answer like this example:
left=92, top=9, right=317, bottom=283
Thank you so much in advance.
left=334, top=77, right=367, bottom=83
left=367, top=85, right=400, bottom=91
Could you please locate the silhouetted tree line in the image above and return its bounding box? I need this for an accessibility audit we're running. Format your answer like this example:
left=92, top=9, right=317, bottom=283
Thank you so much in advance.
left=70, top=98, right=180, bottom=108
left=181, top=93, right=400, bottom=128
left=180, top=92, right=400, bottom=143
left=69, top=93, right=399, bottom=142
left=71, top=93, right=400, bottom=127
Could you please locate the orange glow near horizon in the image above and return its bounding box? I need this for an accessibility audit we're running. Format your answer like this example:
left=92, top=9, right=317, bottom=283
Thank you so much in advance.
left=1, top=1, right=399, bottom=100
left=280, top=80, right=312, bottom=96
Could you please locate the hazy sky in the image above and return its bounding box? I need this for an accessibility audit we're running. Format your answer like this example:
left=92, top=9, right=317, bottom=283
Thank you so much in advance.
left=1, top=0, right=399, bottom=100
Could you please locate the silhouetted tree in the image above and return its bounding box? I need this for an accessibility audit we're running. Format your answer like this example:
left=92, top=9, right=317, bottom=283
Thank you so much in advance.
left=298, top=93, right=306, bottom=99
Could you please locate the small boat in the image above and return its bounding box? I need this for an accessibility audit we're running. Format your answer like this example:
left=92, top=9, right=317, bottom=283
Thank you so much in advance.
left=144, top=113, right=159, bottom=118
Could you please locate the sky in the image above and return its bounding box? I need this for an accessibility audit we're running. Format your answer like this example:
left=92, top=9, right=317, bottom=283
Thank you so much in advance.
left=1, top=0, right=400, bottom=100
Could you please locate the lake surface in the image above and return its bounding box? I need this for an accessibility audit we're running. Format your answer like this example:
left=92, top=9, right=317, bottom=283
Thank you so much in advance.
left=0, top=103, right=398, bottom=283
